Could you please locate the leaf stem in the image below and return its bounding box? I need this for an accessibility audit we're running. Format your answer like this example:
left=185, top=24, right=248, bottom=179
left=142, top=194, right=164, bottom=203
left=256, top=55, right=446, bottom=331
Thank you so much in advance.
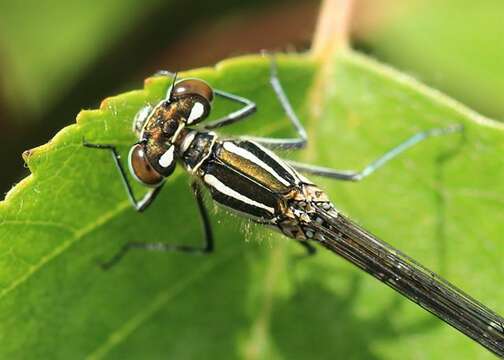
left=311, top=0, right=353, bottom=59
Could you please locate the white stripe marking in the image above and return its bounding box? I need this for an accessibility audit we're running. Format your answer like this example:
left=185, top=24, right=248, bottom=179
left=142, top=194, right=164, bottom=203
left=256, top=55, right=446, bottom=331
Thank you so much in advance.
left=159, top=146, right=175, bottom=168
left=187, top=102, right=205, bottom=124
left=255, top=142, right=299, bottom=181
left=203, top=174, right=275, bottom=214
left=180, top=130, right=196, bottom=154
left=223, top=142, right=290, bottom=186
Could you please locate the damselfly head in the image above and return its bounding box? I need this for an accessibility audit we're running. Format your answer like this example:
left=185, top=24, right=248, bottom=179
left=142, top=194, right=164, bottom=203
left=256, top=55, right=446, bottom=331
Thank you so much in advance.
left=133, top=78, right=213, bottom=137
left=128, top=77, right=215, bottom=185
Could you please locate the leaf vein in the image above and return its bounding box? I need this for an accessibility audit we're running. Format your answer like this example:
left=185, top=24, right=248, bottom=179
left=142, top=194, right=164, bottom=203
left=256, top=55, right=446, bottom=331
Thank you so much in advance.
left=0, top=199, right=131, bottom=300
left=86, top=249, right=238, bottom=360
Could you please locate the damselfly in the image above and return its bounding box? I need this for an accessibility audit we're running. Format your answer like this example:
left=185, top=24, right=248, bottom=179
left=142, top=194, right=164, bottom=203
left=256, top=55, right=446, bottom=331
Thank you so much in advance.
left=84, top=55, right=504, bottom=356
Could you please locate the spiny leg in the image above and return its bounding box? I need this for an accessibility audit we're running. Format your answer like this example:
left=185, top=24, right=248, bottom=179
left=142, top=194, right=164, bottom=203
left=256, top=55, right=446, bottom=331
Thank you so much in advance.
left=246, top=51, right=308, bottom=150
left=100, top=181, right=214, bottom=270
left=83, top=140, right=163, bottom=212
left=203, top=89, right=257, bottom=130
left=191, top=181, right=215, bottom=253
left=296, top=240, right=317, bottom=256
left=289, top=125, right=463, bottom=181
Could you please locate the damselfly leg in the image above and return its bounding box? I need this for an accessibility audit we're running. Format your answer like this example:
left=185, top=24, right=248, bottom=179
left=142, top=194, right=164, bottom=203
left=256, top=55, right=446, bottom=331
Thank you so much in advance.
left=83, top=139, right=215, bottom=267
left=203, top=90, right=256, bottom=130
left=82, top=140, right=164, bottom=212
left=288, top=125, right=463, bottom=181
left=100, top=182, right=214, bottom=269
left=242, top=52, right=308, bottom=150
left=295, top=240, right=317, bottom=256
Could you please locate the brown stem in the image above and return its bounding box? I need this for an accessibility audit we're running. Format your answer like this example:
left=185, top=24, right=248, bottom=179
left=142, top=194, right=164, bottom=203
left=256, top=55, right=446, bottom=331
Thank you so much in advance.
left=311, top=0, right=354, bottom=59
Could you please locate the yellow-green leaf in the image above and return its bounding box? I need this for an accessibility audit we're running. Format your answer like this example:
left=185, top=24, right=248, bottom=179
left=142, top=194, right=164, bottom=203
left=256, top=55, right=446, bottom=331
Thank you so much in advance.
left=1, top=50, right=503, bottom=359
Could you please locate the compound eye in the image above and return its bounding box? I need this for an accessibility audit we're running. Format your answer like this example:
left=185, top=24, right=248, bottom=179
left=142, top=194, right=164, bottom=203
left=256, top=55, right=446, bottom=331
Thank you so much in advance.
left=171, top=79, right=214, bottom=103
left=128, top=144, right=164, bottom=186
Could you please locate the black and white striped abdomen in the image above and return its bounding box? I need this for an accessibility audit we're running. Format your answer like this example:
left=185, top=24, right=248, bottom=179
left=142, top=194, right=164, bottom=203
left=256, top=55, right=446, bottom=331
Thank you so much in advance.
left=200, top=140, right=300, bottom=222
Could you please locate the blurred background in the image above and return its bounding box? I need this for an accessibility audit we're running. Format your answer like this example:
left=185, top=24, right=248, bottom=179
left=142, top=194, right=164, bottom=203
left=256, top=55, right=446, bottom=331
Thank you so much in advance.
left=1, top=0, right=503, bottom=196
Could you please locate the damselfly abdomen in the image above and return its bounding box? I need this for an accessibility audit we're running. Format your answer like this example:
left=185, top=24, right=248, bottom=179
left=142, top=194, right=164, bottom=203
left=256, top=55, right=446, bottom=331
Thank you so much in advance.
left=84, top=54, right=504, bottom=357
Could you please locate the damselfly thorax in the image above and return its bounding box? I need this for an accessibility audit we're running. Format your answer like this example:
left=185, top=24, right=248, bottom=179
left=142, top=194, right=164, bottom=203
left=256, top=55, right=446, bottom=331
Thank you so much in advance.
left=198, top=137, right=337, bottom=240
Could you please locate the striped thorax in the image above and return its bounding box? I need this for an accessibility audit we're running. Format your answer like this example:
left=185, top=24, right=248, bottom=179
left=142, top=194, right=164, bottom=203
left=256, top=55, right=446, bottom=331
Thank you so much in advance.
left=199, top=138, right=338, bottom=240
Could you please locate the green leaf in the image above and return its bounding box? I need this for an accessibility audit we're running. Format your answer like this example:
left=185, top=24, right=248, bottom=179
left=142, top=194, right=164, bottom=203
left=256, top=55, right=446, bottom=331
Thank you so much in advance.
left=1, top=50, right=503, bottom=359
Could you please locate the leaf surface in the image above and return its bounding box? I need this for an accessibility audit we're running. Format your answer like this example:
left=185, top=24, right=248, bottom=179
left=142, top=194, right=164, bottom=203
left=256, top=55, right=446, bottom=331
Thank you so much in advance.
left=0, top=50, right=503, bottom=359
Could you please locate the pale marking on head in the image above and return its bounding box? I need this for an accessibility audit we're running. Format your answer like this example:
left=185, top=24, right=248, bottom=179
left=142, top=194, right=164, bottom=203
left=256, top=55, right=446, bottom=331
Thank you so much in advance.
left=159, top=146, right=175, bottom=168
left=133, top=105, right=153, bottom=133
left=187, top=102, right=205, bottom=124
left=170, top=121, right=186, bottom=144
left=180, top=130, right=196, bottom=154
